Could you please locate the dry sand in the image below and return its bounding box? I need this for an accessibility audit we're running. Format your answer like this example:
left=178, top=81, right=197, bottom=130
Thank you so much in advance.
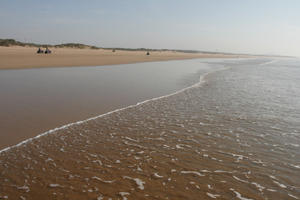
left=0, top=46, right=242, bottom=69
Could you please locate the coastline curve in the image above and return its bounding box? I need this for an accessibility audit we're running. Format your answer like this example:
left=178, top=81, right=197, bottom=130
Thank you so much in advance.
left=0, top=65, right=232, bottom=154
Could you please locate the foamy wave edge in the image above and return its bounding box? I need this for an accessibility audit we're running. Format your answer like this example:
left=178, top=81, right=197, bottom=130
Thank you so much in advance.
left=0, top=67, right=230, bottom=154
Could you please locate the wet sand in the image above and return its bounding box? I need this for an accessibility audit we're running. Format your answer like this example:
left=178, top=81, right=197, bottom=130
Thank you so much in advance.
left=0, top=59, right=215, bottom=150
left=0, top=46, right=241, bottom=70
left=0, top=58, right=299, bottom=199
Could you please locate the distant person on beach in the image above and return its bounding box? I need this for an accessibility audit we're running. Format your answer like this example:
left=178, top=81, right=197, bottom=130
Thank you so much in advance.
left=45, top=47, right=52, bottom=54
left=36, top=47, right=44, bottom=54
left=146, top=51, right=150, bottom=55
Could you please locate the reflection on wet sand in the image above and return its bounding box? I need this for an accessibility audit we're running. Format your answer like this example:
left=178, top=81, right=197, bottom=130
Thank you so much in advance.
left=0, top=59, right=299, bottom=199
left=0, top=59, right=212, bottom=149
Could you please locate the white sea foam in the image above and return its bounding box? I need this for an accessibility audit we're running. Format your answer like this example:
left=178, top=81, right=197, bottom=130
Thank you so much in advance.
left=0, top=66, right=229, bottom=154
left=49, top=184, right=62, bottom=188
left=17, top=185, right=30, bottom=192
left=230, top=188, right=253, bottom=200
left=233, top=176, right=248, bottom=183
left=289, top=164, right=300, bottom=169
left=285, top=143, right=299, bottom=147
left=97, top=195, right=104, bottom=200
left=273, top=180, right=287, bottom=188
left=251, top=182, right=265, bottom=192
left=269, top=175, right=278, bottom=180
left=153, top=173, right=163, bottom=178
left=200, top=169, right=211, bottom=173
left=92, top=160, right=103, bottom=165
left=92, top=176, right=115, bottom=183
left=214, top=170, right=232, bottom=173
left=119, top=192, right=130, bottom=200
left=123, top=176, right=145, bottom=190
left=175, top=144, right=184, bottom=149
left=124, top=137, right=139, bottom=143
left=288, top=194, right=299, bottom=199
left=181, top=171, right=205, bottom=177
left=123, top=141, right=146, bottom=149
left=206, top=192, right=220, bottom=198
left=259, top=60, right=277, bottom=66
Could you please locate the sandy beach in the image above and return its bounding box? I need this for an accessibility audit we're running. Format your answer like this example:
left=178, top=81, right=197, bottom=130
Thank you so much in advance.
left=1, top=1, right=299, bottom=199
left=0, top=46, right=242, bottom=70
left=1, top=58, right=299, bottom=199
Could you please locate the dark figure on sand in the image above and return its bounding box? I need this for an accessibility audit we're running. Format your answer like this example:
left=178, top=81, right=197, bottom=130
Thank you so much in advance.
left=146, top=51, right=150, bottom=55
left=45, top=47, right=52, bottom=54
left=36, top=48, right=44, bottom=54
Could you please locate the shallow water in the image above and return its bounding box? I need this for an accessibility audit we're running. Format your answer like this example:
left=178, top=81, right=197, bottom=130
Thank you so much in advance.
left=0, top=58, right=299, bottom=199
left=0, top=59, right=218, bottom=149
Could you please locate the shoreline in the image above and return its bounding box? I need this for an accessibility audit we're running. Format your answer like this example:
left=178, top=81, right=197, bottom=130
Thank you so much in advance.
left=0, top=57, right=256, bottom=151
left=0, top=65, right=215, bottom=154
left=0, top=46, right=246, bottom=70
left=1, top=58, right=295, bottom=200
left=1, top=57, right=233, bottom=151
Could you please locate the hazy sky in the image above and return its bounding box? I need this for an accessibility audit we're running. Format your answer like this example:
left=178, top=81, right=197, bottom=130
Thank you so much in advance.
left=1, top=0, right=300, bottom=56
